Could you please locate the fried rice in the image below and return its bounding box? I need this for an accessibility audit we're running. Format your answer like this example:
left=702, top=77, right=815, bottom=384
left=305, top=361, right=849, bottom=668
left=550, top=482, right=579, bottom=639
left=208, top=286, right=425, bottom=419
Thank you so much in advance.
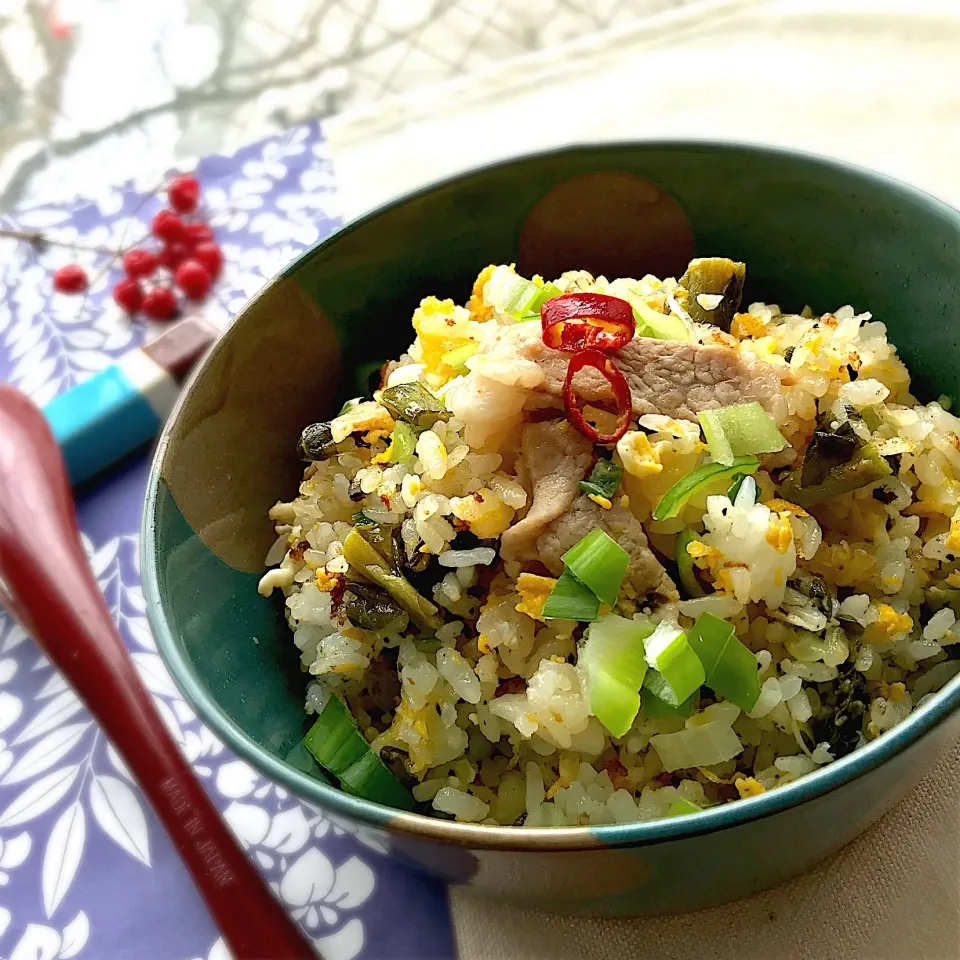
left=259, top=260, right=960, bottom=826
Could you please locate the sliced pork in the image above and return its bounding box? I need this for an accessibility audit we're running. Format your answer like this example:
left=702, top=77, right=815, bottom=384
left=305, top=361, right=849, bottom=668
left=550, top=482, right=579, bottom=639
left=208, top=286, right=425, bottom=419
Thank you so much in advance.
left=500, top=419, right=594, bottom=562
left=495, top=323, right=786, bottom=422
left=537, top=498, right=679, bottom=604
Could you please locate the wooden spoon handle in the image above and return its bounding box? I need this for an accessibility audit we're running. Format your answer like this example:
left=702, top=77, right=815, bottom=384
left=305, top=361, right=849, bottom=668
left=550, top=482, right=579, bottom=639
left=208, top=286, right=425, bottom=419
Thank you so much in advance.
left=0, top=384, right=317, bottom=960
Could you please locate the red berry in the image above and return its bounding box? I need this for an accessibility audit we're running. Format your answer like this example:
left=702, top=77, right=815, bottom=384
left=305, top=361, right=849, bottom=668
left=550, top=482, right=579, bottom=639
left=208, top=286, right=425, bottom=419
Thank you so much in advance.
left=53, top=264, right=88, bottom=294
left=174, top=259, right=212, bottom=300
left=167, top=175, right=200, bottom=214
left=183, top=222, right=214, bottom=246
left=151, top=209, right=185, bottom=244
left=113, top=278, right=144, bottom=314
left=157, top=242, right=190, bottom=270
left=122, top=248, right=158, bottom=279
left=192, top=242, right=223, bottom=278
left=142, top=286, right=178, bottom=321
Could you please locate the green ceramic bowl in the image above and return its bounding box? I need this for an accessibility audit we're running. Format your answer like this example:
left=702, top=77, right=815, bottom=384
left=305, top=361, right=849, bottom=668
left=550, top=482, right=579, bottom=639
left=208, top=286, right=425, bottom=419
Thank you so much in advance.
left=143, top=142, right=960, bottom=916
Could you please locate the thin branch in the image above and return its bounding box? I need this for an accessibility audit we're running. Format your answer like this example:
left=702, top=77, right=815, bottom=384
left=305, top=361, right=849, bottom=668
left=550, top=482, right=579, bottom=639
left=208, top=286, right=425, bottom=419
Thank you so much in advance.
left=0, top=226, right=120, bottom=255
left=0, top=48, right=358, bottom=210
left=225, top=0, right=334, bottom=80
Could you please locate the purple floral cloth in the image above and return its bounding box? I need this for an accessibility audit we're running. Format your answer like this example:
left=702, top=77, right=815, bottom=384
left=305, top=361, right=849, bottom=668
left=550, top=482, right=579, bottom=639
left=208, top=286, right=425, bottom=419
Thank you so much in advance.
left=0, top=124, right=454, bottom=960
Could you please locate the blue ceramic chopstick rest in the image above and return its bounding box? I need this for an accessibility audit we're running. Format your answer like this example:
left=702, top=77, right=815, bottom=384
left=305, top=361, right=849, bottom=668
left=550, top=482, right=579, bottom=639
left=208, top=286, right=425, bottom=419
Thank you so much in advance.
left=42, top=316, right=217, bottom=485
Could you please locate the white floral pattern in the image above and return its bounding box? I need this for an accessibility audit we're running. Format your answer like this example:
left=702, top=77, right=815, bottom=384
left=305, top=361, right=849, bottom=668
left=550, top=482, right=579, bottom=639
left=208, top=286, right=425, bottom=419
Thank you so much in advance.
left=0, top=124, right=453, bottom=960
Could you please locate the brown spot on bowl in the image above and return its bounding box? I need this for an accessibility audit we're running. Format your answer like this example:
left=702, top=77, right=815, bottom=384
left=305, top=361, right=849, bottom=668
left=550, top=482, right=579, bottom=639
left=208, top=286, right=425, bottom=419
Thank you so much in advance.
left=518, top=171, right=694, bottom=281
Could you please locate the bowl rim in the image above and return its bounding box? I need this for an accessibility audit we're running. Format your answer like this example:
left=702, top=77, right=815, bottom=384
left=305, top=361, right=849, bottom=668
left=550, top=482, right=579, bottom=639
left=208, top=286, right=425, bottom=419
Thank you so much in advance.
left=143, top=137, right=960, bottom=852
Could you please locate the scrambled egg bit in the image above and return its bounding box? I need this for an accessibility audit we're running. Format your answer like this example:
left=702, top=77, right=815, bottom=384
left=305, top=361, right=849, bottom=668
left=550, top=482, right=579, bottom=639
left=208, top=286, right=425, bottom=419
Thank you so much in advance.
left=946, top=506, right=960, bottom=553
left=734, top=776, right=766, bottom=799
left=467, top=264, right=498, bottom=322
left=450, top=488, right=515, bottom=539
left=314, top=568, right=340, bottom=593
left=864, top=604, right=914, bottom=645
left=765, top=512, right=794, bottom=554
left=515, top=573, right=558, bottom=622
left=616, top=431, right=662, bottom=479
left=410, top=295, right=476, bottom=385
left=730, top=312, right=766, bottom=340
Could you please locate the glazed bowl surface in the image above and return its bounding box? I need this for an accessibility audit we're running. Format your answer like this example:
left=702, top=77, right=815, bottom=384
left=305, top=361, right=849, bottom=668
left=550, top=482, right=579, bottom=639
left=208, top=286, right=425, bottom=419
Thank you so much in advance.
left=143, top=142, right=960, bottom=915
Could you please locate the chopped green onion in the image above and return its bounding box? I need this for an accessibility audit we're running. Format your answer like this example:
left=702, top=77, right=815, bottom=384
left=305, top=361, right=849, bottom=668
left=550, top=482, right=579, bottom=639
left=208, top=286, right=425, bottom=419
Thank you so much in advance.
left=441, top=341, right=479, bottom=375
left=652, top=456, right=760, bottom=521
left=388, top=422, right=417, bottom=463
left=379, top=382, right=450, bottom=429
left=561, top=529, right=629, bottom=607
left=698, top=402, right=788, bottom=466
left=579, top=614, right=654, bottom=737
left=650, top=720, right=743, bottom=772
left=687, top=613, right=761, bottom=712
left=303, top=693, right=413, bottom=810
left=352, top=510, right=376, bottom=529
left=727, top=474, right=747, bottom=501
left=642, top=622, right=705, bottom=706
left=484, top=267, right=540, bottom=316
left=675, top=528, right=705, bottom=599
left=644, top=687, right=699, bottom=719
left=530, top=281, right=563, bottom=312
left=666, top=797, right=703, bottom=817
left=541, top=569, right=600, bottom=621
left=631, top=296, right=691, bottom=341
left=578, top=458, right=623, bottom=500
left=504, top=282, right=562, bottom=321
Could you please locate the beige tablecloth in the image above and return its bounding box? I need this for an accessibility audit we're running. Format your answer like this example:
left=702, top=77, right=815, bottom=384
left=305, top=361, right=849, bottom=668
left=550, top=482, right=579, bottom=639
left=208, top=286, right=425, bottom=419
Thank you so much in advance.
left=327, top=2, right=960, bottom=954
left=451, top=738, right=960, bottom=959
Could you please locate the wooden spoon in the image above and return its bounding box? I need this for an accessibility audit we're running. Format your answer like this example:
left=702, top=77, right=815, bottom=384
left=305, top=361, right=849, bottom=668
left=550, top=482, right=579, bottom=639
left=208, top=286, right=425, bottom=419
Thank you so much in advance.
left=0, top=384, right=318, bottom=960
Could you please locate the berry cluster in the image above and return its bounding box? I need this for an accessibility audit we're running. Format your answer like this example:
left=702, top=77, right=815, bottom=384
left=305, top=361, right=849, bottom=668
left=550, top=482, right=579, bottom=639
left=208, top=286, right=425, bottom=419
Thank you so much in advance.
left=51, top=175, right=224, bottom=322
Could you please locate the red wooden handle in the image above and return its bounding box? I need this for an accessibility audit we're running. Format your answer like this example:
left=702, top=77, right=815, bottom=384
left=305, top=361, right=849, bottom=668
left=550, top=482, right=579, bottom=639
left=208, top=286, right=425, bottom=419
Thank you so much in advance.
left=0, top=385, right=317, bottom=960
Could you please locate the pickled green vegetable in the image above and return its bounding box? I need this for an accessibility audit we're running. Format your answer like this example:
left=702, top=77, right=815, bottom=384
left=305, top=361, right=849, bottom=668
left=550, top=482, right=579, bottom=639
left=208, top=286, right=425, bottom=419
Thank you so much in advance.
left=678, top=257, right=746, bottom=331
left=343, top=531, right=442, bottom=629
left=780, top=443, right=891, bottom=507
left=298, top=422, right=336, bottom=461
left=342, top=583, right=406, bottom=632
left=379, top=382, right=450, bottom=429
left=801, top=417, right=861, bottom=487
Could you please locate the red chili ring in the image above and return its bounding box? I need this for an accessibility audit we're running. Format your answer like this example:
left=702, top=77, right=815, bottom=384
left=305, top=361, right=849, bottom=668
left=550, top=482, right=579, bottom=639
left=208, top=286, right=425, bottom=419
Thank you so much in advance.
left=541, top=293, right=635, bottom=353
left=563, top=348, right=633, bottom=445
